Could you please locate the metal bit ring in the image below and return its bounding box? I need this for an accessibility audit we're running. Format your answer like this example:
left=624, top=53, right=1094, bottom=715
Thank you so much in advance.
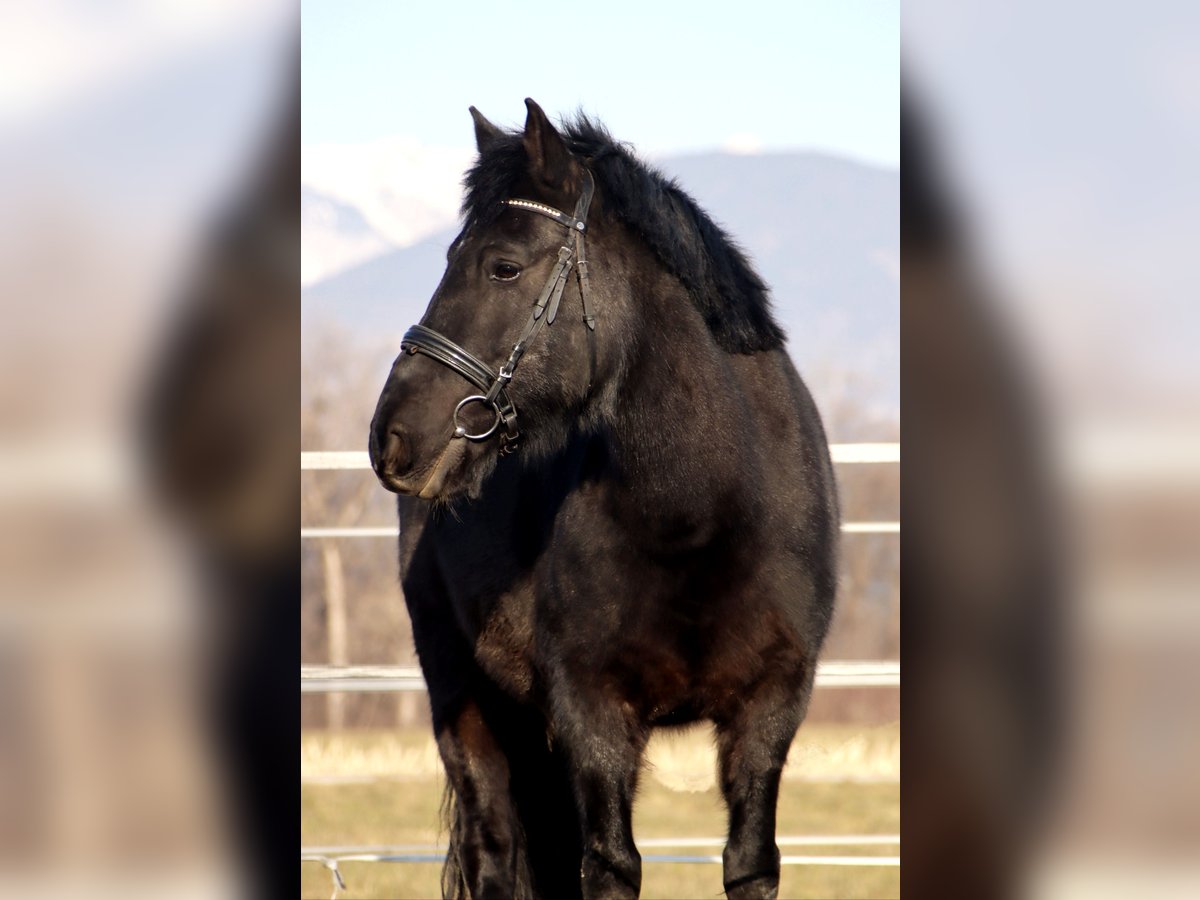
left=452, top=395, right=502, bottom=441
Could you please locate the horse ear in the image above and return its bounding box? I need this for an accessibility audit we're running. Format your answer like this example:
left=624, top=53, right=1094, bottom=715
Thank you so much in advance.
left=522, top=98, right=578, bottom=190
left=469, top=106, right=503, bottom=153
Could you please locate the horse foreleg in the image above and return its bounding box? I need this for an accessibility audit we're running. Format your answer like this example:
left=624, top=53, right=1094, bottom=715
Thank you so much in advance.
left=715, top=674, right=811, bottom=900
left=549, top=680, right=647, bottom=900
left=436, top=698, right=527, bottom=900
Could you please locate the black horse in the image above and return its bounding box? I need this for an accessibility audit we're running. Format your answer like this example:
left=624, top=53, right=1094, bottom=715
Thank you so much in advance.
left=369, top=99, right=838, bottom=900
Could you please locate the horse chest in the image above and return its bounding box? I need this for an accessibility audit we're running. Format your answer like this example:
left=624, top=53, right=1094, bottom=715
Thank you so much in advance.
left=458, top=582, right=538, bottom=702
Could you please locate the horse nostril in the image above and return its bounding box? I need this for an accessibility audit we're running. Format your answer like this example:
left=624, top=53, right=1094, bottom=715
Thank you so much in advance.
left=382, top=425, right=412, bottom=476
left=368, top=422, right=381, bottom=464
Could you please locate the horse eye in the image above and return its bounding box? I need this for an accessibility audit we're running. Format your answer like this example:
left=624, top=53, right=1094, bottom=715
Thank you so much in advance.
left=491, top=262, right=521, bottom=282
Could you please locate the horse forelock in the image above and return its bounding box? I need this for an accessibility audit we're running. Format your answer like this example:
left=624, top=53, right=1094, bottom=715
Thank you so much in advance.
left=459, top=113, right=785, bottom=355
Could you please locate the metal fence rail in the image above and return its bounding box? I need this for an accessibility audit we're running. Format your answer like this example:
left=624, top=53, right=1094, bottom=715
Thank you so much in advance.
left=305, top=835, right=900, bottom=854
left=303, top=850, right=900, bottom=866
left=301, top=661, right=899, bottom=693
left=302, top=840, right=900, bottom=897
left=300, top=444, right=902, bottom=542
left=302, top=521, right=899, bottom=538
left=301, top=443, right=900, bottom=471
left=300, top=443, right=901, bottom=537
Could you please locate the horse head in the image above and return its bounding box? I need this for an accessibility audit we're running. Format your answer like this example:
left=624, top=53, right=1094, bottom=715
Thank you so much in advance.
left=370, top=99, right=626, bottom=501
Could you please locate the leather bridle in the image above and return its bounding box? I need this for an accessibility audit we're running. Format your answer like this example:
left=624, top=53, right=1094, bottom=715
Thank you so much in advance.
left=400, top=169, right=596, bottom=456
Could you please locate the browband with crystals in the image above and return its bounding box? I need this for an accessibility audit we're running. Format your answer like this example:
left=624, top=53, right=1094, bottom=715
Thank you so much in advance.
left=504, top=198, right=587, bottom=232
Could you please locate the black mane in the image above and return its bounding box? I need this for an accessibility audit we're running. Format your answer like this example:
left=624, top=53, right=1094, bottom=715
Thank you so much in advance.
left=462, top=114, right=784, bottom=354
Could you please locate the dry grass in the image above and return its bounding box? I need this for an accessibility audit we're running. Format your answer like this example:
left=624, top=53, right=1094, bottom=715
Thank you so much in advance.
left=301, top=721, right=899, bottom=786
left=302, top=727, right=443, bottom=782
left=301, top=723, right=899, bottom=899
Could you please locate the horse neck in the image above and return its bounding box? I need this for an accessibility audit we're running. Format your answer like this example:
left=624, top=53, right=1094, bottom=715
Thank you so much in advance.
left=600, top=266, right=752, bottom=513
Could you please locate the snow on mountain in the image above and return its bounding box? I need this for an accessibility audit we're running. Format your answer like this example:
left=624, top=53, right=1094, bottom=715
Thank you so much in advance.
left=301, top=137, right=472, bottom=247
left=301, top=186, right=393, bottom=286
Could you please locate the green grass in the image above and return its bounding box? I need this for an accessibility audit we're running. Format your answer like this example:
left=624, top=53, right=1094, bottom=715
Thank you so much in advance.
left=301, top=724, right=899, bottom=899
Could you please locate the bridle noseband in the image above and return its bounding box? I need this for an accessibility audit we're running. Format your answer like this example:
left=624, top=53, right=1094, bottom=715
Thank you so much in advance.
left=400, top=170, right=597, bottom=456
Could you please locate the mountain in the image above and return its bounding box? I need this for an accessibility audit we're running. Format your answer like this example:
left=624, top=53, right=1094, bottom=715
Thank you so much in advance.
left=301, top=186, right=394, bottom=286
left=303, top=152, right=898, bottom=416
left=661, top=153, right=898, bottom=411
left=303, top=225, right=457, bottom=333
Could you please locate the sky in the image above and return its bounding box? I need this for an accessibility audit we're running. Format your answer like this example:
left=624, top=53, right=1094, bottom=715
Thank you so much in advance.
left=301, top=0, right=899, bottom=167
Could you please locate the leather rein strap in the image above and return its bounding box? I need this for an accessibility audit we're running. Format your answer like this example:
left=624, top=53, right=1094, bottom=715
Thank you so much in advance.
left=400, top=169, right=596, bottom=456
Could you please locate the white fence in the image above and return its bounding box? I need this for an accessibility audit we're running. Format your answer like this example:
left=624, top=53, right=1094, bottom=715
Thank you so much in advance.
left=301, top=661, right=900, bottom=693
left=299, top=443, right=902, bottom=536
left=301, top=443, right=899, bottom=469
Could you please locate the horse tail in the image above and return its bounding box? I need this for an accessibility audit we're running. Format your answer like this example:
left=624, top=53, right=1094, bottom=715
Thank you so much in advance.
left=439, top=781, right=467, bottom=900
left=514, top=827, right=534, bottom=900
left=439, top=779, right=535, bottom=900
